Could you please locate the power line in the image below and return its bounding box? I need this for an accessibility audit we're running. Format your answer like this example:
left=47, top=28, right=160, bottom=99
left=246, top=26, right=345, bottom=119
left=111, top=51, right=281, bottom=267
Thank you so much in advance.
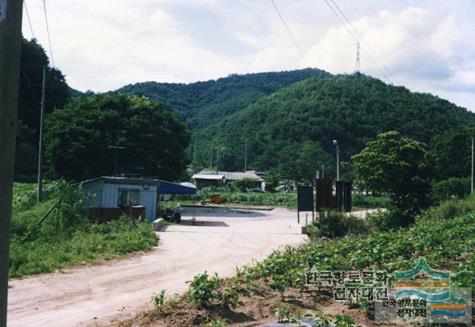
left=269, top=0, right=309, bottom=66
left=328, top=0, right=392, bottom=78
left=42, top=0, right=55, bottom=67
left=321, top=0, right=392, bottom=83
left=24, top=0, right=35, bottom=39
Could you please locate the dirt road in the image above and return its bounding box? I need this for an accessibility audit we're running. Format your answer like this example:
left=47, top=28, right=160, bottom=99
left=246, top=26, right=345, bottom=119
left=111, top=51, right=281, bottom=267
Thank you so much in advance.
left=8, top=207, right=307, bottom=327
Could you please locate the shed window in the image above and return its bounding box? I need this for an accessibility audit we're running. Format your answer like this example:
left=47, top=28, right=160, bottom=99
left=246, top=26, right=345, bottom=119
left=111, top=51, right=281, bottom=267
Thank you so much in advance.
left=118, top=189, right=140, bottom=206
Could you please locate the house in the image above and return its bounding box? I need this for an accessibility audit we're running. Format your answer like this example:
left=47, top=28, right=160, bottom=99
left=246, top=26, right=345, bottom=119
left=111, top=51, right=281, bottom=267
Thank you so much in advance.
left=81, top=176, right=196, bottom=222
left=191, top=170, right=265, bottom=190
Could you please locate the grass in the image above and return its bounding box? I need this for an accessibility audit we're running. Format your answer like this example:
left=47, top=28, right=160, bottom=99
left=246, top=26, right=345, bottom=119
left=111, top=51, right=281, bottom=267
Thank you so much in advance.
left=9, top=182, right=157, bottom=278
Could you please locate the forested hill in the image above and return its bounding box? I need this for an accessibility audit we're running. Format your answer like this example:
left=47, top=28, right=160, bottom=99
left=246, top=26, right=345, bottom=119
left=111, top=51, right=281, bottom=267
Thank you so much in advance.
left=192, top=74, right=475, bottom=181
left=114, top=68, right=329, bottom=128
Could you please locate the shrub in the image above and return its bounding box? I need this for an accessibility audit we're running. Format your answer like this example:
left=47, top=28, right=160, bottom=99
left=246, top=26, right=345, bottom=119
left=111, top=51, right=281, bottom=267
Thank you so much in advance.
left=352, top=194, right=389, bottom=208
left=367, top=207, right=413, bottom=231
left=423, top=198, right=469, bottom=220
left=431, top=177, right=471, bottom=203
left=151, top=290, right=166, bottom=313
left=311, top=211, right=369, bottom=238
left=187, top=271, right=220, bottom=306
left=219, top=283, right=240, bottom=308
left=234, top=178, right=259, bottom=191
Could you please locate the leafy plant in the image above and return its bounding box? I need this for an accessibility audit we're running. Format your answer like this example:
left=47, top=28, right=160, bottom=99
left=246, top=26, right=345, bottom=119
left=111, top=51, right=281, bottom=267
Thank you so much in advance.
left=187, top=271, right=220, bottom=306
left=151, top=290, right=166, bottom=314
left=219, top=283, right=240, bottom=308
left=205, top=319, right=228, bottom=327
left=274, top=303, right=291, bottom=323
left=335, top=314, right=356, bottom=326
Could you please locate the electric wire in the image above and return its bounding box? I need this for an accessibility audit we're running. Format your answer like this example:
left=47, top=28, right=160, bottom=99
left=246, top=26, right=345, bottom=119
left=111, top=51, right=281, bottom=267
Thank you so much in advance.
left=269, top=0, right=309, bottom=66
left=42, top=0, right=55, bottom=67
left=24, top=0, right=35, bottom=39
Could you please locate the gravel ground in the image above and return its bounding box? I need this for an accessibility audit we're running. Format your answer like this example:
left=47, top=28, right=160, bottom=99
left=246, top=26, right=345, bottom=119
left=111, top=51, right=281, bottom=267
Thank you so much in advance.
left=7, top=207, right=307, bottom=327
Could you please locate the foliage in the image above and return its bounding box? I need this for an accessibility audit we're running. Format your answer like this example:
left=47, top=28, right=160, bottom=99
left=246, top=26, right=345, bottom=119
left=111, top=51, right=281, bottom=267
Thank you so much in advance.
left=273, top=303, right=291, bottom=323
left=233, top=178, right=260, bottom=191
left=423, top=195, right=475, bottom=221
left=179, top=188, right=297, bottom=207
left=219, top=283, right=240, bottom=308
left=151, top=290, right=166, bottom=314
left=9, top=183, right=157, bottom=278
left=309, top=211, right=369, bottom=238
left=192, top=74, right=474, bottom=179
left=45, top=94, right=190, bottom=181
left=16, top=38, right=71, bottom=176
left=352, top=194, right=389, bottom=208
left=352, top=131, right=432, bottom=226
left=431, top=177, right=471, bottom=203
left=186, top=271, right=221, bottom=306
left=205, top=319, right=228, bottom=327
left=116, top=68, right=328, bottom=129
left=431, top=125, right=475, bottom=179
left=247, top=196, right=475, bottom=295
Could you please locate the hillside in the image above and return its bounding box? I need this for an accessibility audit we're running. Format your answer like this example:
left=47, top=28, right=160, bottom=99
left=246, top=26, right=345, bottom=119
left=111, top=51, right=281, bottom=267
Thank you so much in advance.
left=193, top=74, right=475, bottom=181
left=114, top=68, right=329, bottom=128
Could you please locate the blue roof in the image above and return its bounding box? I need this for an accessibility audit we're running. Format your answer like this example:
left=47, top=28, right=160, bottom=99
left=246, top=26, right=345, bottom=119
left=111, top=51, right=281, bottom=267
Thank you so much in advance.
left=158, top=180, right=197, bottom=195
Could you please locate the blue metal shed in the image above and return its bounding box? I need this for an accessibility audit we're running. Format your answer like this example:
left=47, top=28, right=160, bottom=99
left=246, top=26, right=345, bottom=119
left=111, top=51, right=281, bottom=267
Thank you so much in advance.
left=82, top=176, right=197, bottom=222
left=82, top=176, right=158, bottom=222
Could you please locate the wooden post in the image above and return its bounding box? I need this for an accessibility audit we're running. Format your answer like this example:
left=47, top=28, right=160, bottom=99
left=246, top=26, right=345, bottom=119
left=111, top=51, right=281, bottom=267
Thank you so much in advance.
left=0, top=1, right=23, bottom=325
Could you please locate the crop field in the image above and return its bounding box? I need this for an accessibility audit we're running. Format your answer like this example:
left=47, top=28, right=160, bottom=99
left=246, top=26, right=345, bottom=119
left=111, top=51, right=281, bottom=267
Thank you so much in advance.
left=121, top=195, right=475, bottom=326
left=9, top=182, right=157, bottom=278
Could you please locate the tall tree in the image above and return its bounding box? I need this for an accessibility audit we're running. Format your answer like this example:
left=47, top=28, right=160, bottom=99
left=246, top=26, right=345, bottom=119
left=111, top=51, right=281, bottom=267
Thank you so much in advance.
left=431, top=125, right=475, bottom=180
left=352, top=131, right=431, bottom=226
left=16, top=38, right=70, bottom=176
left=45, top=94, right=190, bottom=181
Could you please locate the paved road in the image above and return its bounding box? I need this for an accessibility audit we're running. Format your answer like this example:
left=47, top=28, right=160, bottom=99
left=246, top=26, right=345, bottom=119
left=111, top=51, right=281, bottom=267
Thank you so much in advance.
left=8, top=207, right=307, bottom=327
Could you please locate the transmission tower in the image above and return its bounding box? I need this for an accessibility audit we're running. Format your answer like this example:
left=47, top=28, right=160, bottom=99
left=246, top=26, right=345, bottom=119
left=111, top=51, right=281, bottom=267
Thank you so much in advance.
left=355, top=41, right=361, bottom=73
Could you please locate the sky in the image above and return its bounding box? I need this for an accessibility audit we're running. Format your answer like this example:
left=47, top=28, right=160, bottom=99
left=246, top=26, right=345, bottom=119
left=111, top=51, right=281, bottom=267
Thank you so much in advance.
left=23, top=0, right=475, bottom=111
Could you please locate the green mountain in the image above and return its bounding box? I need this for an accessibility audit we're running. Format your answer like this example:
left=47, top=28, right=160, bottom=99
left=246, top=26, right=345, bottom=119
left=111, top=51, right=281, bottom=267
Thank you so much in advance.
left=114, top=68, right=329, bottom=128
left=192, top=74, right=475, bottom=182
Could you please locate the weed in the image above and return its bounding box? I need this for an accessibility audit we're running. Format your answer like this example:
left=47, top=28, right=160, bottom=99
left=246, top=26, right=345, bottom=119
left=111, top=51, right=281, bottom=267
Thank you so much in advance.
left=151, top=290, right=166, bottom=314
left=219, top=283, right=241, bottom=308
left=273, top=303, right=291, bottom=323
left=205, top=319, right=228, bottom=327
left=187, top=271, right=220, bottom=306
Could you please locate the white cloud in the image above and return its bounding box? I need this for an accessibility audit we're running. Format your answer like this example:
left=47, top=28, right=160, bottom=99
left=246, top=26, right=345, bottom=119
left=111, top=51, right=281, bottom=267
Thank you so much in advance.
left=305, top=5, right=475, bottom=111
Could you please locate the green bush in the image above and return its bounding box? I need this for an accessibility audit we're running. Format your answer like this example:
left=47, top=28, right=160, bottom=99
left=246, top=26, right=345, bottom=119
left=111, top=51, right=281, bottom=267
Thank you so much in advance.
left=367, top=207, right=413, bottom=231
left=352, top=194, right=389, bottom=208
left=423, top=198, right=469, bottom=220
left=310, top=211, right=369, bottom=238
left=187, top=271, right=220, bottom=306
left=9, top=182, right=157, bottom=278
left=431, top=177, right=471, bottom=203
left=151, top=290, right=166, bottom=313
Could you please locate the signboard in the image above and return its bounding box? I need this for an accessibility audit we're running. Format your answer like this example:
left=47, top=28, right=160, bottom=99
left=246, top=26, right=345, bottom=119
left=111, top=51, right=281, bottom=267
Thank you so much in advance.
left=0, top=0, right=6, bottom=21
left=297, top=186, right=313, bottom=211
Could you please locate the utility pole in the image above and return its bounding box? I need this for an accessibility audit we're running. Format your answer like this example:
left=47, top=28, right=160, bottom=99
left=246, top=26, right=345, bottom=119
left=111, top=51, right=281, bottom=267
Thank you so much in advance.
left=244, top=140, right=247, bottom=172
left=355, top=41, right=360, bottom=73
left=322, top=164, right=325, bottom=179
left=0, top=1, right=24, bottom=326
left=216, top=147, right=219, bottom=174
left=37, top=65, right=46, bottom=202
left=333, top=140, right=340, bottom=181
left=472, top=137, right=474, bottom=194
